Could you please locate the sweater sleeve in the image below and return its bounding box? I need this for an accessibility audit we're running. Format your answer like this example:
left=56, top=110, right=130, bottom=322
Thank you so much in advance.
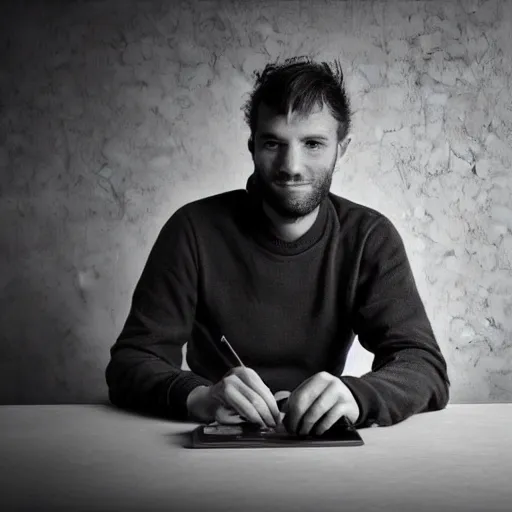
left=340, top=216, right=450, bottom=428
left=105, top=207, right=212, bottom=420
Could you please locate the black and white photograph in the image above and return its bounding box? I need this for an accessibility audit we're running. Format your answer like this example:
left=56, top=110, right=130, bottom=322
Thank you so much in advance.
left=0, top=0, right=511, bottom=511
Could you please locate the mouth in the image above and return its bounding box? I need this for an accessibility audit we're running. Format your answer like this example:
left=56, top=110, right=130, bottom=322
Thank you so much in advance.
left=274, top=182, right=312, bottom=188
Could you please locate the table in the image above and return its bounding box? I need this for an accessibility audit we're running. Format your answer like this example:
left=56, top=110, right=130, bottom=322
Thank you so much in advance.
left=0, top=404, right=510, bottom=512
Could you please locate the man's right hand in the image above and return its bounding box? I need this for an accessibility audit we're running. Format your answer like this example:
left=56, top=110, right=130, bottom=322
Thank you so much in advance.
left=186, top=367, right=281, bottom=428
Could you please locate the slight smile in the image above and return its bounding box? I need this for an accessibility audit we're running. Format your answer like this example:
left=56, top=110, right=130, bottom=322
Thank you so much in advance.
left=274, top=182, right=312, bottom=187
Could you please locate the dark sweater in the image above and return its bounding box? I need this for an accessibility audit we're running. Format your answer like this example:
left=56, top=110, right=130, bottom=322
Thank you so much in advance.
left=106, top=177, right=450, bottom=428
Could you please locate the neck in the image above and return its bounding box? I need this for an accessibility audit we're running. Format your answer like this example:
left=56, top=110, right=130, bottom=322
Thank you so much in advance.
left=262, top=202, right=320, bottom=242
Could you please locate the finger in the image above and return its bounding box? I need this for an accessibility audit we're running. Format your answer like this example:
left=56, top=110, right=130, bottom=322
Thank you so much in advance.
left=236, top=383, right=277, bottom=427
left=312, top=403, right=346, bottom=436
left=285, top=379, right=330, bottom=434
left=237, top=369, right=281, bottom=424
left=275, top=390, right=291, bottom=418
left=215, top=373, right=271, bottom=426
left=224, top=386, right=267, bottom=427
left=215, top=405, right=246, bottom=425
left=274, top=390, right=291, bottom=402
left=238, top=368, right=281, bottom=423
left=277, top=398, right=289, bottom=417
left=298, top=387, right=339, bottom=436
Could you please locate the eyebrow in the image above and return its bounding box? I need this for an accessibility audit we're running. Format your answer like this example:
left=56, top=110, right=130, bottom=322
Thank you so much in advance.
left=257, top=132, right=330, bottom=142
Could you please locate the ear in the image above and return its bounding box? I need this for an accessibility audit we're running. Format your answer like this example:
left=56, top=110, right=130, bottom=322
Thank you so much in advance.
left=247, top=138, right=254, bottom=155
left=336, top=134, right=352, bottom=162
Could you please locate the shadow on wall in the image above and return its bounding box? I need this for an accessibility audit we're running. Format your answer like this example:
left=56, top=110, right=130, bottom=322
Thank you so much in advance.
left=0, top=205, right=120, bottom=405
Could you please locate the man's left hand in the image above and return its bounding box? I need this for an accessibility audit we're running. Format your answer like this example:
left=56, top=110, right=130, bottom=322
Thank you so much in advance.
left=283, top=372, right=360, bottom=436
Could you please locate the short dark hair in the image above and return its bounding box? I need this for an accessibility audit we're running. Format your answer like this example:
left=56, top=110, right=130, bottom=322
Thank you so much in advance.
left=243, top=56, right=352, bottom=144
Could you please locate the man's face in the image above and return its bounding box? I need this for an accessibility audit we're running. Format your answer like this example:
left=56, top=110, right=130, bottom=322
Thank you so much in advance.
left=251, top=102, right=342, bottom=219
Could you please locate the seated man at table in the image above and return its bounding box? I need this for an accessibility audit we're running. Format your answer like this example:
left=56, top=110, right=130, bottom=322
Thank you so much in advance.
left=105, top=56, right=450, bottom=435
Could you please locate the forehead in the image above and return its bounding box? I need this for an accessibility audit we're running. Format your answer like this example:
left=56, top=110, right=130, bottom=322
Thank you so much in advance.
left=255, top=102, right=338, bottom=138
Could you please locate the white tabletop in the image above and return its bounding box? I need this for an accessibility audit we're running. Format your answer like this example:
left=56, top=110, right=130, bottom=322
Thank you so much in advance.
left=0, top=404, right=510, bottom=512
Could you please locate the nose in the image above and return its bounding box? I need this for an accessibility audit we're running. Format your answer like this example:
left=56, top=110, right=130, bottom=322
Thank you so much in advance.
left=279, top=144, right=302, bottom=176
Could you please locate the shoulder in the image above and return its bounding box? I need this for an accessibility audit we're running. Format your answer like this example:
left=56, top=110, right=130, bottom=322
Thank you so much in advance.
left=328, top=192, right=394, bottom=230
left=328, top=195, right=409, bottom=269
left=153, top=190, right=245, bottom=255
left=165, top=189, right=246, bottom=229
left=326, top=192, right=405, bottom=253
left=327, top=192, right=382, bottom=219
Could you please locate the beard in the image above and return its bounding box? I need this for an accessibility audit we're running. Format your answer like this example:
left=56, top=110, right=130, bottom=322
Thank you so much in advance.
left=253, top=151, right=338, bottom=220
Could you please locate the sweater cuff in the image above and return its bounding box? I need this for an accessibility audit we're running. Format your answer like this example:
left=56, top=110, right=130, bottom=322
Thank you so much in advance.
left=339, top=375, right=380, bottom=429
left=166, top=371, right=213, bottom=420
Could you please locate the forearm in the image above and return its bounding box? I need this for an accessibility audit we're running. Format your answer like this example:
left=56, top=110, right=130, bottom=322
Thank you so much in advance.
left=106, top=344, right=212, bottom=420
left=341, top=346, right=449, bottom=428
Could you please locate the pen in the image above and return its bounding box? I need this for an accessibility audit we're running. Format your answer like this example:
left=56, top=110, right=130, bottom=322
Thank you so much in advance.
left=220, top=335, right=245, bottom=368
left=221, top=335, right=285, bottom=428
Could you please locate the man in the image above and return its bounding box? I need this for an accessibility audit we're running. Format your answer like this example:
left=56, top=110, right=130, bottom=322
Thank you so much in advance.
left=106, top=57, right=450, bottom=435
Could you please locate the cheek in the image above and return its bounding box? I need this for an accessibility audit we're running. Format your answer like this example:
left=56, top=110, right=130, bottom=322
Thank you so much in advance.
left=316, top=151, right=337, bottom=171
left=254, top=152, right=276, bottom=172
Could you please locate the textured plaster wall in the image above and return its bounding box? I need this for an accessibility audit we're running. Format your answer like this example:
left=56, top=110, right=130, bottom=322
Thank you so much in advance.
left=1, top=0, right=511, bottom=404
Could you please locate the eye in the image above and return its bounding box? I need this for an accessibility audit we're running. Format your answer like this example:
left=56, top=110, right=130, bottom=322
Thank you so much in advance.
left=305, top=140, right=322, bottom=150
left=263, top=141, right=279, bottom=150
